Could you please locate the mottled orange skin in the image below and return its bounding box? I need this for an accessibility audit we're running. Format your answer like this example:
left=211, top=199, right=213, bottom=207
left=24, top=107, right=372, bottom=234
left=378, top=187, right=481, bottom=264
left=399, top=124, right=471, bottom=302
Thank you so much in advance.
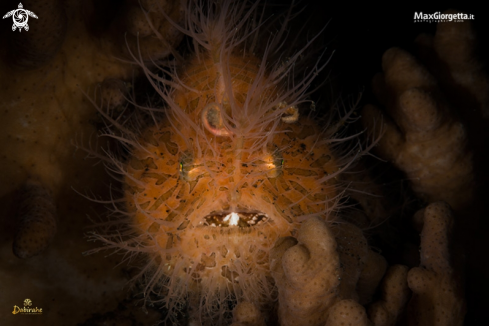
left=124, top=53, right=340, bottom=308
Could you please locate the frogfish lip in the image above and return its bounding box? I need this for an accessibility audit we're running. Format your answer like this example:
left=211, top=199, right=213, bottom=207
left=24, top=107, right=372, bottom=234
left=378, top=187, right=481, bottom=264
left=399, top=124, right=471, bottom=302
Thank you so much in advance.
left=202, top=211, right=270, bottom=228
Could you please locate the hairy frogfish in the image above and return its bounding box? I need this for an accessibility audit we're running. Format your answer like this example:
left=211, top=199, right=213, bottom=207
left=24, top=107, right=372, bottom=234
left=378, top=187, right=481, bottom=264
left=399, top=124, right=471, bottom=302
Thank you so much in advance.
left=90, top=0, right=360, bottom=324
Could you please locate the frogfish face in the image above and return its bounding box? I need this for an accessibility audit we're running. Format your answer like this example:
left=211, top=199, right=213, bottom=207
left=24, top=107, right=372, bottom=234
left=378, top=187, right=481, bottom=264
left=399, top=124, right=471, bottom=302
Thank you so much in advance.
left=122, top=53, right=341, bottom=309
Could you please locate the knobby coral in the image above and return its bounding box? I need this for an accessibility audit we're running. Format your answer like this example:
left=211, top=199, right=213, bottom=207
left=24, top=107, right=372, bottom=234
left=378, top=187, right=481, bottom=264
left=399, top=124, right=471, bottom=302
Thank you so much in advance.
left=407, top=202, right=465, bottom=326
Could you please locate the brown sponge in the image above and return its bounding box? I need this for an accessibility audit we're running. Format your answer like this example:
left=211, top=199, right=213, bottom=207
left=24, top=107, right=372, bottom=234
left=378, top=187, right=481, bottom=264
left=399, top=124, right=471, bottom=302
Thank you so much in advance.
left=13, top=179, right=57, bottom=258
left=368, top=265, right=410, bottom=326
left=230, top=301, right=267, bottom=326
left=363, top=46, right=473, bottom=210
left=407, top=202, right=465, bottom=326
left=270, top=217, right=340, bottom=326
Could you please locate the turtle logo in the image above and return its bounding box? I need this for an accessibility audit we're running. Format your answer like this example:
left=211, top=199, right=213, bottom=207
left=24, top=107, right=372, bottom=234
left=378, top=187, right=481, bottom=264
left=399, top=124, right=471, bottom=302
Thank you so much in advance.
left=2, top=3, right=38, bottom=32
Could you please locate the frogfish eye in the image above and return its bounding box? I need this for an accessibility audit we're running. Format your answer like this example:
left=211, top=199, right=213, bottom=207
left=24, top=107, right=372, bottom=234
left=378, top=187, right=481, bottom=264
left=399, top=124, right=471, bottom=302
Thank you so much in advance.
left=179, top=151, right=196, bottom=181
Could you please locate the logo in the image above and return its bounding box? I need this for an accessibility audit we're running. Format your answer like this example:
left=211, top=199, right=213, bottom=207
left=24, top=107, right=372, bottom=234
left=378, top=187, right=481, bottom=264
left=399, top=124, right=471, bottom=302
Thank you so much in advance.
left=414, top=12, right=474, bottom=23
left=12, top=298, right=43, bottom=315
left=2, top=3, right=38, bottom=32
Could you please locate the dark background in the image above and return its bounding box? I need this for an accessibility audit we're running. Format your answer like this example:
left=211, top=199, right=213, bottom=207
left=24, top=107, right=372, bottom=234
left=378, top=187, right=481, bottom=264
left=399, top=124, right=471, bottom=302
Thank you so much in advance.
left=0, top=0, right=487, bottom=324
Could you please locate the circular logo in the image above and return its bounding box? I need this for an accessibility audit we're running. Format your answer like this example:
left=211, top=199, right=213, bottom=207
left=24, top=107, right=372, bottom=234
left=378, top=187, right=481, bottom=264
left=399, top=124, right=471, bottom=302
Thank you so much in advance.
left=13, top=10, right=28, bottom=27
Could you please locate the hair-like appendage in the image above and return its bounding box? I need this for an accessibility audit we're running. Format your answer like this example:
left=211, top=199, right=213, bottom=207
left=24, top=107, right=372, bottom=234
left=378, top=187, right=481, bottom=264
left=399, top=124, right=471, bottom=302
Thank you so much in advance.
left=85, top=1, right=364, bottom=324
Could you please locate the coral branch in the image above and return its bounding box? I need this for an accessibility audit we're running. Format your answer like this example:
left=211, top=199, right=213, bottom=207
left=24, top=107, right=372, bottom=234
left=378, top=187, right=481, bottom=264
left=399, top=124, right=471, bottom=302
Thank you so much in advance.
left=270, top=217, right=340, bottom=326
left=368, top=265, right=410, bottom=326
left=230, top=301, right=267, bottom=326
left=363, top=47, right=474, bottom=210
left=270, top=217, right=386, bottom=325
left=407, top=202, right=465, bottom=326
left=326, top=299, right=369, bottom=326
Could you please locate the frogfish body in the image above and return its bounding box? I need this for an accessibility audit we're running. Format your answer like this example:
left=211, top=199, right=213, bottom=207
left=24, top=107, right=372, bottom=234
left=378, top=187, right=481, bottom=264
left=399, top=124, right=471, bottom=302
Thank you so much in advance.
left=94, top=0, right=349, bottom=324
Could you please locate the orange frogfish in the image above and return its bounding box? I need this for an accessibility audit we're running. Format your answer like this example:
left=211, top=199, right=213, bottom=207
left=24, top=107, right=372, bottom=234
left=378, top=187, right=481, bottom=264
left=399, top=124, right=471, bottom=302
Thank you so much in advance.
left=91, top=0, right=355, bottom=324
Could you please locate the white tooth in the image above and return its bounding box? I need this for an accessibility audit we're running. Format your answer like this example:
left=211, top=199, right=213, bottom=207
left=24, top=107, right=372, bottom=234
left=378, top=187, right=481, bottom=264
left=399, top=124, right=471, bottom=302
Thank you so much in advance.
left=228, top=212, right=239, bottom=226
